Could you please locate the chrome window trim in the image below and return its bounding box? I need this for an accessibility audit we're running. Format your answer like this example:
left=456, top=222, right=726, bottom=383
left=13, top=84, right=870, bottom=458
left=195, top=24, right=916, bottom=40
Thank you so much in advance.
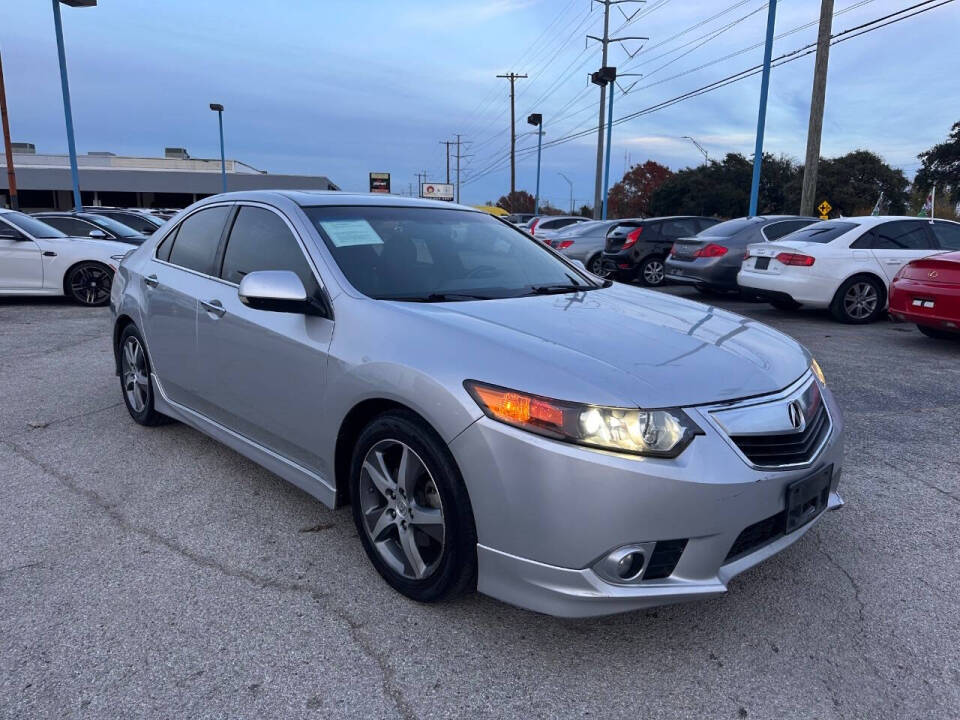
left=691, top=371, right=834, bottom=471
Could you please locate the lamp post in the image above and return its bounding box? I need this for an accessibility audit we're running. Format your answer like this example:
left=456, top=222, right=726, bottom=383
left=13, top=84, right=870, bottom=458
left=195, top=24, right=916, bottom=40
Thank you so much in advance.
left=209, top=103, right=227, bottom=193
left=52, top=0, right=95, bottom=212
left=591, top=67, right=617, bottom=220
left=557, top=172, right=574, bottom=214
left=682, top=136, right=709, bottom=164
left=748, top=0, right=778, bottom=217
left=527, top=113, right=543, bottom=215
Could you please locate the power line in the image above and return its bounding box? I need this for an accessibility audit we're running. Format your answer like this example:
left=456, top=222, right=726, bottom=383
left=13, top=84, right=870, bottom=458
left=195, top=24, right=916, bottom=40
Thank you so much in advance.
left=463, top=0, right=953, bottom=187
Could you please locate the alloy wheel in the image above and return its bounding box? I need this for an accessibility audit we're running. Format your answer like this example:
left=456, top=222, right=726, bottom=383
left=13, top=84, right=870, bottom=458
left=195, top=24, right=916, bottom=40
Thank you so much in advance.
left=643, top=259, right=665, bottom=285
left=588, top=255, right=605, bottom=276
left=69, top=264, right=112, bottom=305
left=121, top=336, right=150, bottom=413
left=358, top=439, right=445, bottom=580
left=843, top=281, right=878, bottom=320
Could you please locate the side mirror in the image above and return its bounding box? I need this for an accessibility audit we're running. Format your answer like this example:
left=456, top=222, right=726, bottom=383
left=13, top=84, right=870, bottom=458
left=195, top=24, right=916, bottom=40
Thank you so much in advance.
left=238, top=270, right=314, bottom=314
left=88, top=229, right=108, bottom=239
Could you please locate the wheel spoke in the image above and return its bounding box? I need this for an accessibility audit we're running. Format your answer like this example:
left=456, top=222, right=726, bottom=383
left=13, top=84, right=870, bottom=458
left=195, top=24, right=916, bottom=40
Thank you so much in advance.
left=398, top=526, right=427, bottom=578
left=363, top=451, right=396, bottom=497
left=366, top=506, right=394, bottom=541
left=409, top=505, right=444, bottom=543
left=123, top=342, right=136, bottom=367
left=397, top=445, right=422, bottom=497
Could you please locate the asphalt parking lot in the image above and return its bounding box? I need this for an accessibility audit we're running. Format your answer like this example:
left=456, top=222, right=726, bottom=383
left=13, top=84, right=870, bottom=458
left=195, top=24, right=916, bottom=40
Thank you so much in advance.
left=1, top=287, right=958, bottom=720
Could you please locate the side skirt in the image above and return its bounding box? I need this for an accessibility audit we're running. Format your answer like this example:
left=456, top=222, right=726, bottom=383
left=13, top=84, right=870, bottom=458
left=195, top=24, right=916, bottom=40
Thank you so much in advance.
left=151, top=374, right=337, bottom=508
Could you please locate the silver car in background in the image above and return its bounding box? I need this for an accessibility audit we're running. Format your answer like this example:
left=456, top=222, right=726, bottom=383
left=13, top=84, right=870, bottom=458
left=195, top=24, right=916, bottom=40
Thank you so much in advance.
left=548, top=219, right=627, bottom=275
left=111, top=191, right=844, bottom=617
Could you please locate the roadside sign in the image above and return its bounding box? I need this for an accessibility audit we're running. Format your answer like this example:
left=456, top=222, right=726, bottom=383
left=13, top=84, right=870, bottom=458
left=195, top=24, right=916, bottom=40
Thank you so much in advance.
left=369, top=172, right=390, bottom=194
left=817, top=200, right=832, bottom=220
left=421, top=183, right=454, bottom=201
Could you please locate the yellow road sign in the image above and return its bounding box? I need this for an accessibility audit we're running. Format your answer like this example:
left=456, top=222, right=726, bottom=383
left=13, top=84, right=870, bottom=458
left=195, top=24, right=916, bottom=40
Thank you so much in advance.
left=817, top=200, right=832, bottom=216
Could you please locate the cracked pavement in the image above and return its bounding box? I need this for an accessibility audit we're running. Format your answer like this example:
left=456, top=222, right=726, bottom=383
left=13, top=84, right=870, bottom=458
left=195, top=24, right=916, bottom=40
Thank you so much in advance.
left=1, top=290, right=958, bottom=719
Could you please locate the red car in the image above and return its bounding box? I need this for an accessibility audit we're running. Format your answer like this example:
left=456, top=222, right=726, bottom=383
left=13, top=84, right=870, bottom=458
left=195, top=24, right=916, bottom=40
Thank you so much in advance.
left=889, top=250, right=960, bottom=339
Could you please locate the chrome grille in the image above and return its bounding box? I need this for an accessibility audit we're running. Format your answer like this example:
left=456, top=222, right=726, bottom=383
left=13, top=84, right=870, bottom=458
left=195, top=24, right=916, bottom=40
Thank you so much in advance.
left=730, top=402, right=830, bottom=467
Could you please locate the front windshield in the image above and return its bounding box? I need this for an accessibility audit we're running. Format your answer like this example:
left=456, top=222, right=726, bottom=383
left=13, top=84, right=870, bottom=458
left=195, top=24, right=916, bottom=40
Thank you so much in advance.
left=4, top=212, right=67, bottom=238
left=304, top=206, right=600, bottom=301
left=82, top=214, right=143, bottom=238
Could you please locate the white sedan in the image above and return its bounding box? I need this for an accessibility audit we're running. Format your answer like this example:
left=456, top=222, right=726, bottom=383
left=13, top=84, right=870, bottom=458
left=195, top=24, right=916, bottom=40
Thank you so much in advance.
left=738, top=216, right=960, bottom=323
left=0, top=208, right=135, bottom=306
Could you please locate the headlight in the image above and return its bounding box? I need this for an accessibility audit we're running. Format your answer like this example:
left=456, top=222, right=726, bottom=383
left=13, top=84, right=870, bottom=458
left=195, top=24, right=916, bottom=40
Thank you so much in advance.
left=811, top=358, right=826, bottom=386
left=464, top=381, right=702, bottom=458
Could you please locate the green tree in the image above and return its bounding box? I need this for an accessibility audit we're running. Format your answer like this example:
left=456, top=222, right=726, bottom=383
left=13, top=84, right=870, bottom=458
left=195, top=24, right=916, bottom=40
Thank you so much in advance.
left=577, top=204, right=593, bottom=218
left=813, top=150, right=909, bottom=216
left=606, top=160, right=674, bottom=218
left=915, top=120, right=960, bottom=204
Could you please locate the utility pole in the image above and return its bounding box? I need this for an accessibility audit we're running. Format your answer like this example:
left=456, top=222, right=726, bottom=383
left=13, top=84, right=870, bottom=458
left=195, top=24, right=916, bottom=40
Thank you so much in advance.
left=454, top=134, right=462, bottom=204
left=439, top=140, right=454, bottom=184
left=588, top=0, right=645, bottom=218
left=496, top=72, right=527, bottom=196
left=748, top=0, right=778, bottom=217
left=0, top=49, right=19, bottom=210
left=799, top=0, right=834, bottom=217
left=415, top=170, right=428, bottom=196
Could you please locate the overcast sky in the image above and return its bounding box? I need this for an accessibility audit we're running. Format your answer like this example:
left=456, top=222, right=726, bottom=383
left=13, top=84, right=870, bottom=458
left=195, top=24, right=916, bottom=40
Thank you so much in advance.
left=4, top=0, right=958, bottom=207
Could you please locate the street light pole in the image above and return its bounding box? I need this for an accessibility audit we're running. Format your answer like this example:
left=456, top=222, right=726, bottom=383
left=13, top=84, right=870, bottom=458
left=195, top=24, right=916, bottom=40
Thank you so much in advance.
left=682, top=136, right=709, bottom=164
left=748, top=0, right=778, bottom=217
left=557, top=172, right=573, bottom=214
left=527, top=114, right=543, bottom=215
left=51, top=0, right=95, bottom=211
left=210, top=103, right=226, bottom=193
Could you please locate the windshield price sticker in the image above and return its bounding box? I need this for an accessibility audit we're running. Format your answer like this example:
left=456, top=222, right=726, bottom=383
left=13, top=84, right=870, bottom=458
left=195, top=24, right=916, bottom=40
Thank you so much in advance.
left=320, top=220, right=385, bottom=247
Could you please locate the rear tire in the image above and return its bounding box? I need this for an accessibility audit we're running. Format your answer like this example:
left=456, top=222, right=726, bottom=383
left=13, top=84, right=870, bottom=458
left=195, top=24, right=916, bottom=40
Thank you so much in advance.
left=917, top=324, right=958, bottom=340
left=638, top=256, right=666, bottom=286
left=65, top=261, right=113, bottom=306
left=349, top=409, right=477, bottom=603
left=587, top=253, right=605, bottom=276
left=118, top=325, right=170, bottom=426
left=830, top=275, right=885, bottom=324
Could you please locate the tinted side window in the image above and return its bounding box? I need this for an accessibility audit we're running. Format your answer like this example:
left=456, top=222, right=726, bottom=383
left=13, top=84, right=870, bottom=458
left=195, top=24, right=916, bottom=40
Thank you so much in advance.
left=764, top=219, right=815, bottom=240
left=220, top=206, right=316, bottom=290
left=853, top=221, right=933, bottom=250
left=41, top=217, right=101, bottom=237
left=156, top=226, right=177, bottom=262
left=167, top=206, right=230, bottom=274
left=931, top=221, right=960, bottom=250
left=108, top=212, right=157, bottom=233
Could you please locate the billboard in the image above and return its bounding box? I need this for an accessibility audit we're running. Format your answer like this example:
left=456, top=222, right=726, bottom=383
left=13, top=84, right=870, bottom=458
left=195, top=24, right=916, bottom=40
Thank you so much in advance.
left=369, top=172, right=391, bottom=194
left=420, top=183, right=454, bottom=201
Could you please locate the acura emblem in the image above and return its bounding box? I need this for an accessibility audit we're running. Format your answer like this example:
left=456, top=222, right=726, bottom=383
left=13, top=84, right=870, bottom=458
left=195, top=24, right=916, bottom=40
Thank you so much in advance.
left=787, top=400, right=805, bottom=431
left=928, top=270, right=939, bottom=279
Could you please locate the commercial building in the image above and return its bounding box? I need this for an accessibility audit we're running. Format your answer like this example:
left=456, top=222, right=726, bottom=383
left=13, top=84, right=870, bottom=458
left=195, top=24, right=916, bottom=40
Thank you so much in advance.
left=0, top=143, right=339, bottom=210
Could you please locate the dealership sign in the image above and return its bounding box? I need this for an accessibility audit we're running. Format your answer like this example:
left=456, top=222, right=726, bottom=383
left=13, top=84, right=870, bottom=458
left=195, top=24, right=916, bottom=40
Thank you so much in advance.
left=420, top=183, right=454, bottom=201
left=369, top=172, right=390, bottom=194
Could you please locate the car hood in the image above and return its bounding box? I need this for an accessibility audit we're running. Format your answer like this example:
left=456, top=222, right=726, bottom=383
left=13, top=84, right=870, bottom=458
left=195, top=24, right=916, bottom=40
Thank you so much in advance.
left=397, top=283, right=810, bottom=408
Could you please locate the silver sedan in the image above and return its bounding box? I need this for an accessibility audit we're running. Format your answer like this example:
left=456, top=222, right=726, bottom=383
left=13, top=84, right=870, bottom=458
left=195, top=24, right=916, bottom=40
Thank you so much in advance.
left=110, top=191, right=844, bottom=617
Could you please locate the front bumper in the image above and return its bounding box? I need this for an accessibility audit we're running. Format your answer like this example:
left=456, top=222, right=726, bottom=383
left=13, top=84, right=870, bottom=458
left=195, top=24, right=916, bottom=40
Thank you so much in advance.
left=450, top=374, right=845, bottom=617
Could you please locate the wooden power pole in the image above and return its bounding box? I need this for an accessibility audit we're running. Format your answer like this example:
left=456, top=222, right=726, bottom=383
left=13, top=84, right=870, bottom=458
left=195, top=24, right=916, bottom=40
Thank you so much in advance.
left=800, top=0, right=834, bottom=217
left=496, top=72, right=526, bottom=196
left=0, top=49, right=19, bottom=210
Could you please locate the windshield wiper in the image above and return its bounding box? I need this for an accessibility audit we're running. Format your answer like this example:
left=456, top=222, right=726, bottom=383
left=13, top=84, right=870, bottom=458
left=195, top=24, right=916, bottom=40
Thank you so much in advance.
left=528, top=283, right=592, bottom=295
left=381, top=292, right=497, bottom=302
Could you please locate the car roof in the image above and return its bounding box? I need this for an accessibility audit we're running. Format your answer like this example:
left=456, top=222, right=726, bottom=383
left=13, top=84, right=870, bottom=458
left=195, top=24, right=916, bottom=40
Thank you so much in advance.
left=189, top=190, right=484, bottom=212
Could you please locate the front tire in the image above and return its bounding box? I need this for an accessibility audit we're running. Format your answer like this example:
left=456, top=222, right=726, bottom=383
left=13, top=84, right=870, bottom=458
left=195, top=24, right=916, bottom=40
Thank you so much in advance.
left=349, top=410, right=477, bottom=603
left=638, top=256, right=666, bottom=286
left=830, top=276, right=885, bottom=323
left=118, top=325, right=169, bottom=426
left=65, top=261, right=113, bottom=306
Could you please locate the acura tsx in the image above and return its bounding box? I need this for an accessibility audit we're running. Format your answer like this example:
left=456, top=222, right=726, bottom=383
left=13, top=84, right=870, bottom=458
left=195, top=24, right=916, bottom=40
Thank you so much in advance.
left=110, top=191, right=844, bottom=617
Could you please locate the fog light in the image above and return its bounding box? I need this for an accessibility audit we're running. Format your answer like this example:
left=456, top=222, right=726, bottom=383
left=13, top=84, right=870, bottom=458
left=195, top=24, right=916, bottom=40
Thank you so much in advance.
left=593, top=542, right=655, bottom=584
left=616, top=552, right=645, bottom=579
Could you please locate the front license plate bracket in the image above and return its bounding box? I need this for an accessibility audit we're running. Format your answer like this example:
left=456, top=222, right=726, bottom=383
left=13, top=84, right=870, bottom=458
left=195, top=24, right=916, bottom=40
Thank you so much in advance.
left=785, top=466, right=832, bottom=533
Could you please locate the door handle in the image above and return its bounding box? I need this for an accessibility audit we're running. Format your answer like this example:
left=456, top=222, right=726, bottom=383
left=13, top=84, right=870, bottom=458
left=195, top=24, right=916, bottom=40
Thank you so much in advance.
left=43, top=251, right=57, bottom=257
left=144, top=274, right=159, bottom=288
left=200, top=299, right=226, bottom=317
left=885, top=259, right=901, bottom=264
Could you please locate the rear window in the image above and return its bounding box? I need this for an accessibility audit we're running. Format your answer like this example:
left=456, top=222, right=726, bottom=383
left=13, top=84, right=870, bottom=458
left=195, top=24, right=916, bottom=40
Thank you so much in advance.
left=782, top=221, right=857, bottom=244
left=699, top=218, right=758, bottom=237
